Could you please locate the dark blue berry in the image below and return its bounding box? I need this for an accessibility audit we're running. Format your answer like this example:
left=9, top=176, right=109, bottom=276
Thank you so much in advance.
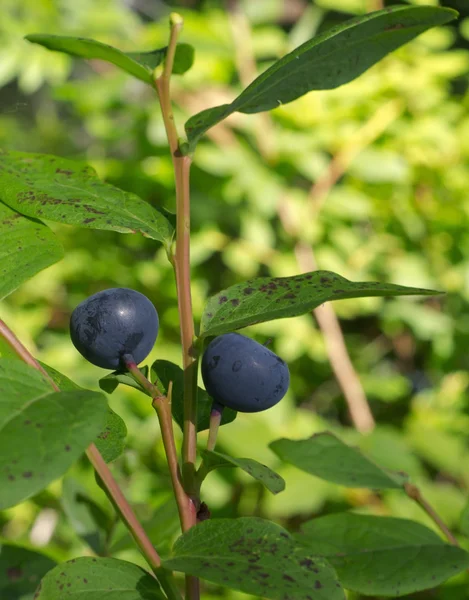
left=201, top=333, right=290, bottom=413
left=70, top=288, right=159, bottom=369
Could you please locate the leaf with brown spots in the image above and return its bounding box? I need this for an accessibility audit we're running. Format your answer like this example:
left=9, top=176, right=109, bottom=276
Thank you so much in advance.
left=0, top=151, right=173, bottom=248
left=200, top=270, right=440, bottom=338
left=35, top=557, right=164, bottom=599
left=25, top=34, right=194, bottom=83
left=295, top=513, right=469, bottom=596
left=184, top=6, right=457, bottom=150
left=198, top=449, right=285, bottom=494
left=0, top=358, right=107, bottom=509
left=270, top=432, right=408, bottom=489
left=0, top=201, right=63, bottom=301
left=164, top=517, right=344, bottom=600
left=0, top=544, right=56, bottom=600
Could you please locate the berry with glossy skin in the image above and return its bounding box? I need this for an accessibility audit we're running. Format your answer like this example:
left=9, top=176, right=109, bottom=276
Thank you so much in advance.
left=70, top=288, right=159, bottom=369
left=201, top=333, right=290, bottom=413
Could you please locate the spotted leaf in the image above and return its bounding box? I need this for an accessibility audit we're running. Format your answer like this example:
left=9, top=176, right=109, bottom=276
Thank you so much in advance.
left=0, top=151, right=173, bottom=248
left=200, top=270, right=439, bottom=338
left=164, top=517, right=344, bottom=600
left=0, top=358, right=107, bottom=509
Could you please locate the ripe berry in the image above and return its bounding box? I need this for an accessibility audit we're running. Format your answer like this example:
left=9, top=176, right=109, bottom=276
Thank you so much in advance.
left=70, top=288, right=159, bottom=369
left=201, top=333, right=289, bottom=413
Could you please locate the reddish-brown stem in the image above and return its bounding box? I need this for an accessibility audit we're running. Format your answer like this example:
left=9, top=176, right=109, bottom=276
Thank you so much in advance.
left=404, top=483, right=459, bottom=546
left=154, top=14, right=199, bottom=600
left=0, top=320, right=186, bottom=600
left=122, top=355, right=193, bottom=532
left=0, top=320, right=56, bottom=386
left=207, top=405, right=223, bottom=452
left=154, top=18, right=198, bottom=499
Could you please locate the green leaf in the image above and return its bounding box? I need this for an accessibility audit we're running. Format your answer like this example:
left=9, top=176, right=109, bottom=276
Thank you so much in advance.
left=185, top=6, right=457, bottom=149
left=270, top=432, right=407, bottom=489
left=460, top=501, right=469, bottom=538
left=40, top=362, right=127, bottom=463
left=151, top=360, right=237, bottom=432
left=25, top=34, right=194, bottom=83
left=0, top=358, right=107, bottom=509
left=61, top=478, right=112, bottom=555
left=164, top=517, right=344, bottom=600
left=0, top=151, right=173, bottom=247
left=94, top=407, right=127, bottom=463
left=199, top=449, right=285, bottom=494
left=200, top=270, right=439, bottom=338
left=295, top=513, right=469, bottom=596
left=127, top=43, right=194, bottom=76
left=39, top=362, right=81, bottom=391
left=0, top=201, right=63, bottom=301
left=0, top=544, right=56, bottom=600
left=35, top=557, right=164, bottom=599
left=99, top=366, right=150, bottom=395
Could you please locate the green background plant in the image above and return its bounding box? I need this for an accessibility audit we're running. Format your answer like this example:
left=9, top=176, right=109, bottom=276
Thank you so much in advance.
left=1, top=0, right=469, bottom=598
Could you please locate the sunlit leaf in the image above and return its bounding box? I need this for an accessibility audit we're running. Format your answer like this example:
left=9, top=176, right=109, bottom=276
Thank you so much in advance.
left=200, top=270, right=439, bottom=338
left=270, top=432, right=408, bottom=489
left=185, top=6, right=457, bottom=149
left=0, top=202, right=63, bottom=301
left=0, top=151, right=173, bottom=247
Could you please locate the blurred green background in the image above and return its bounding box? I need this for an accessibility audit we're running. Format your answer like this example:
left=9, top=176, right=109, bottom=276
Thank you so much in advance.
left=1, top=0, right=469, bottom=598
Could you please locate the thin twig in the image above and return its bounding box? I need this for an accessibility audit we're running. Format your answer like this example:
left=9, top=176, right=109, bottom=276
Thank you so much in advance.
left=294, top=242, right=375, bottom=432
left=404, top=483, right=459, bottom=546
left=207, top=405, right=223, bottom=451
left=154, top=15, right=200, bottom=599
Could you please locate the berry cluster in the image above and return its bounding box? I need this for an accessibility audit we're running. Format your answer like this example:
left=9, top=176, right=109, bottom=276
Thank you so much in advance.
left=70, top=289, right=290, bottom=413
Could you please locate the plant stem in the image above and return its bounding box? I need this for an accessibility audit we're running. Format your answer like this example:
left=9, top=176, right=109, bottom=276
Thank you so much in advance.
left=155, top=15, right=200, bottom=599
left=122, top=355, right=194, bottom=533
left=404, top=482, right=459, bottom=546
left=207, top=404, right=223, bottom=451
left=154, top=16, right=198, bottom=500
left=0, top=320, right=185, bottom=600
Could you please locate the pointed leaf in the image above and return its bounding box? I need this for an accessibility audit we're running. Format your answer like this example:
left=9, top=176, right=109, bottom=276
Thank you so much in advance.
left=199, top=449, right=285, bottom=494
left=270, top=432, right=407, bottom=489
left=0, top=151, right=173, bottom=247
left=200, top=270, right=439, bottom=338
left=35, top=557, right=164, bottom=599
left=296, top=513, right=469, bottom=596
left=0, top=358, right=107, bottom=509
left=0, top=544, right=56, bottom=600
left=151, top=360, right=237, bottom=432
left=164, top=517, right=344, bottom=600
left=0, top=202, right=63, bottom=301
left=25, top=34, right=194, bottom=83
left=185, top=6, right=457, bottom=149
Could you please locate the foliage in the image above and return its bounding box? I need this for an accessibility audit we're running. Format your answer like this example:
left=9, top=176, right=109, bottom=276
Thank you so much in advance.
left=1, top=0, right=469, bottom=599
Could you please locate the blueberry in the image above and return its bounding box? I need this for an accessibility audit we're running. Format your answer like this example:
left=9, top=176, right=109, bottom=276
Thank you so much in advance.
left=70, top=288, right=159, bottom=369
left=201, top=333, right=290, bottom=413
